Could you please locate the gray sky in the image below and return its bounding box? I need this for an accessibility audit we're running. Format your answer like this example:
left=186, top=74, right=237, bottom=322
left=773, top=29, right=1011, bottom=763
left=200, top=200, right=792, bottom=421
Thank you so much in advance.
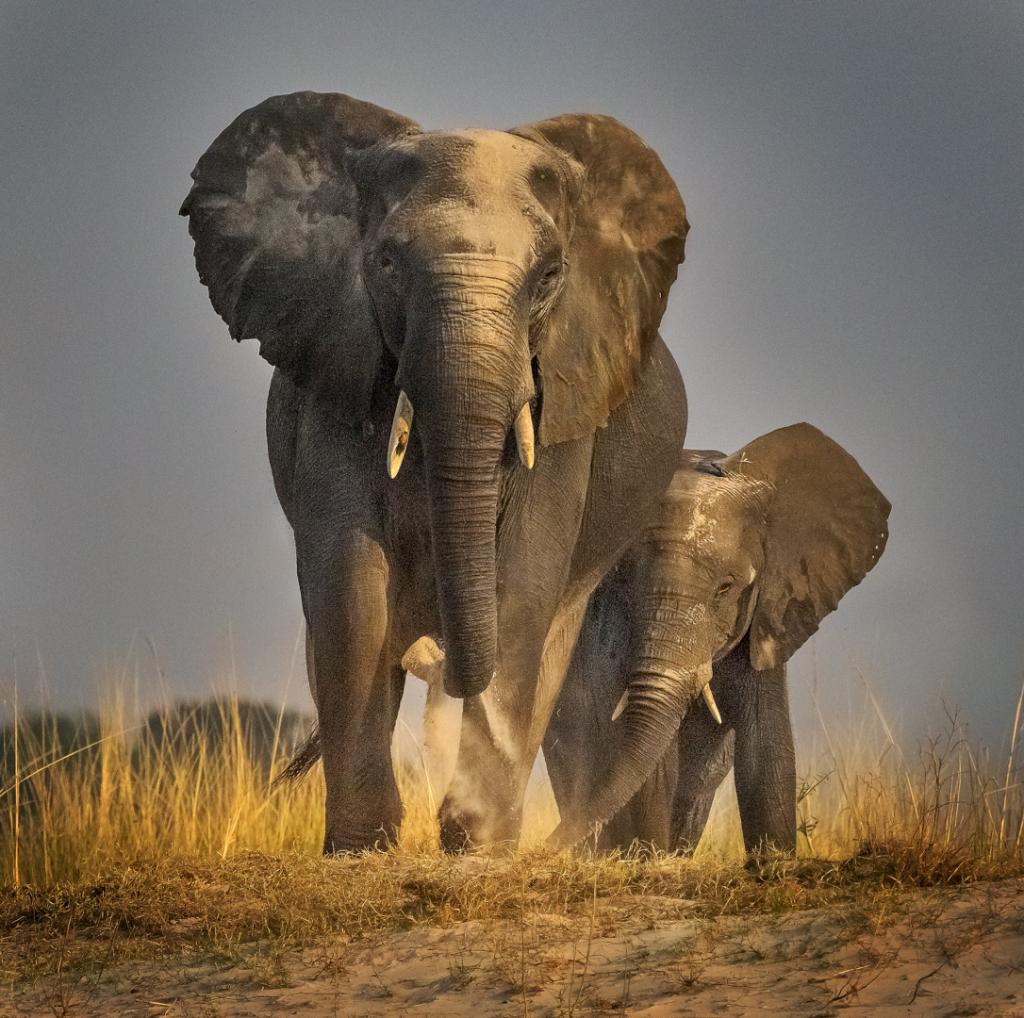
left=2, top=2, right=1022, bottom=747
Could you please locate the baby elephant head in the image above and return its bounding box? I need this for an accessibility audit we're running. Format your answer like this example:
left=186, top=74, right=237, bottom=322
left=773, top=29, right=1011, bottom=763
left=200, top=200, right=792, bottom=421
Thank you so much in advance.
left=553, top=422, right=890, bottom=846
left=675, top=422, right=891, bottom=675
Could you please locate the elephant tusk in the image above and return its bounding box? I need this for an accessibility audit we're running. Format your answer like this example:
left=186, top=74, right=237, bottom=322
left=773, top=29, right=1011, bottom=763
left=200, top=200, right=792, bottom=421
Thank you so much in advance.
left=387, top=390, right=414, bottom=479
left=513, top=403, right=535, bottom=470
left=701, top=684, right=722, bottom=724
left=611, top=687, right=629, bottom=721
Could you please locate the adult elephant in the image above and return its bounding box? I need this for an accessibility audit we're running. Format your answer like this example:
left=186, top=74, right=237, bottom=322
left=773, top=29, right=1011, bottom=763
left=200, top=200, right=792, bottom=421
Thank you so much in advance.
left=544, top=424, right=890, bottom=853
left=180, top=92, right=689, bottom=853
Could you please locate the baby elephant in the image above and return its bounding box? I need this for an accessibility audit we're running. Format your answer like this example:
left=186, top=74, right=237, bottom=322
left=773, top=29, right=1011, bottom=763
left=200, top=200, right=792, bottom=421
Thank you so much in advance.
left=544, top=423, right=890, bottom=853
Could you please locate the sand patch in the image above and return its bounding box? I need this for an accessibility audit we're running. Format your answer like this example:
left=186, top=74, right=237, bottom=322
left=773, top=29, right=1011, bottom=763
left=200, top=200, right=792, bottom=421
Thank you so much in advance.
left=10, top=880, right=1023, bottom=1017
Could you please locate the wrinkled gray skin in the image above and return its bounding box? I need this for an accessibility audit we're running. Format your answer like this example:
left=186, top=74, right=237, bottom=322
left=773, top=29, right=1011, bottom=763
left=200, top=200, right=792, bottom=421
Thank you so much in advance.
left=180, top=92, right=689, bottom=852
left=545, top=424, right=891, bottom=853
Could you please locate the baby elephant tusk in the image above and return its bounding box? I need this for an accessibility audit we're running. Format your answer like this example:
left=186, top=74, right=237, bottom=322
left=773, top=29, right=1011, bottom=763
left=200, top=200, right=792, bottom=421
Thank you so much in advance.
left=513, top=403, right=535, bottom=470
left=701, top=684, right=723, bottom=725
left=611, top=687, right=629, bottom=721
left=387, top=390, right=414, bottom=479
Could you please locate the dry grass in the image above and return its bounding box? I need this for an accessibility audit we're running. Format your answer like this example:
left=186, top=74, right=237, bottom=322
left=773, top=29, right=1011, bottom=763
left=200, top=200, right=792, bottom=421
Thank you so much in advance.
left=2, top=673, right=1023, bottom=992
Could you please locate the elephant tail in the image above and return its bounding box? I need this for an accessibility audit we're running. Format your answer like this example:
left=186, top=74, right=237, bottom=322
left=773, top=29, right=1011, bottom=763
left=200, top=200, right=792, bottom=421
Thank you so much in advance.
left=272, top=725, right=322, bottom=786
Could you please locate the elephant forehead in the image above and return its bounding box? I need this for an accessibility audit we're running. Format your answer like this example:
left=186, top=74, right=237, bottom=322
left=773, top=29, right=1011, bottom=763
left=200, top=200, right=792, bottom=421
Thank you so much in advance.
left=667, top=476, right=766, bottom=553
left=395, top=130, right=554, bottom=258
left=407, top=128, right=547, bottom=201
left=682, top=502, right=716, bottom=546
left=455, top=128, right=550, bottom=184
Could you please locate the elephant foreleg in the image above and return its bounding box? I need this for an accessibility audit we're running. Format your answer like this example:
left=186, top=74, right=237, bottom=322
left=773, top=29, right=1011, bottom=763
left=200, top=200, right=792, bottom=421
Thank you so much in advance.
left=439, top=441, right=593, bottom=852
left=729, top=654, right=796, bottom=855
left=438, top=602, right=588, bottom=851
left=543, top=598, right=624, bottom=836
left=422, top=665, right=462, bottom=809
left=301, top=531, right=402, bottom=853
left=600, top=738, right=680, bottom=852
left=670, top=703, right=736, bottom=854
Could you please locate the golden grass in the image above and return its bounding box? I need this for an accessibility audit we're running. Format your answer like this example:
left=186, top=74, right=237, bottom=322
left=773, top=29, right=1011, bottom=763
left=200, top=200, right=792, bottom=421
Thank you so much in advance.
left=2, top=674, right=1023, bottom=987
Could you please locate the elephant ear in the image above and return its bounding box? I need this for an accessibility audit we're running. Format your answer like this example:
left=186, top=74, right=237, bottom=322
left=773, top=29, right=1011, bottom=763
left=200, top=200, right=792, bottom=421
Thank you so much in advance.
left=509, top=115, right=689, bottom=446
left=180, top=91, right=419, bottom=421
left=721, top=423, right=891, bottom=670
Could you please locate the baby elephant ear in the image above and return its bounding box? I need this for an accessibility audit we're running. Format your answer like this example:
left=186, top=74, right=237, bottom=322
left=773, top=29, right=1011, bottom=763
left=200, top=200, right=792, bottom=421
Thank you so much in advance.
left=509, top=115, right=689, bottom=446
left=180, top=91, right=419, bottom=421
left=723, top=423, right=891, bottom=670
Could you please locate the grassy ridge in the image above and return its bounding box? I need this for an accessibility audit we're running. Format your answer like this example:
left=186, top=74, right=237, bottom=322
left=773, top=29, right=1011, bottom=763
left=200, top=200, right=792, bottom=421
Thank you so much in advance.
left=3, top=679, right=1023, bottom=886
left=1, top=678, right=1022, bottom=987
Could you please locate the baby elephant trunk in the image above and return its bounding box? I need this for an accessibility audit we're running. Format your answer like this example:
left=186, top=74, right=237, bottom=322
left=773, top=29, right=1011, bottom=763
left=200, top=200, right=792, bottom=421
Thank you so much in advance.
left=549, top=599, right=714, bottom=848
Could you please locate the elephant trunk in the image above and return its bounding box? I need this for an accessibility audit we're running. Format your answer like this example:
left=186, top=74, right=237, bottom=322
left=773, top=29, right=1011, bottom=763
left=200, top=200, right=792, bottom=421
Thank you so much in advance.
left=423, top=412, right=506, bottom=700
left=401, top=260, right=533, bottom=699
left=550, top=597, right=713, bottom=847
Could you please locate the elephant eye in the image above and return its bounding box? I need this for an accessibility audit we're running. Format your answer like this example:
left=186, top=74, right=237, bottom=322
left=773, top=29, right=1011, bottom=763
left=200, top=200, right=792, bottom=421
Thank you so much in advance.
left=530, top=257, right=565, bottom=323
left=715, top=578, right=735, bottom=599
left=536, top=261, right=562, bottom=291
left=369, top=244, right=399, bottom=278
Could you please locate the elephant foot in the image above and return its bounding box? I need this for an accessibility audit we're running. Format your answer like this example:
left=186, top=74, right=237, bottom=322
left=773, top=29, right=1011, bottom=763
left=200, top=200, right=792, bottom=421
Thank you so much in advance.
left=323, top=805, right=401, bottom=855
left=322, top=825, right=399, bottom=855
left=438, top=811, right=475, bottom=854
left=438, top=797, right=520, bottom=855
left=743, top=844, right=797, bottom=876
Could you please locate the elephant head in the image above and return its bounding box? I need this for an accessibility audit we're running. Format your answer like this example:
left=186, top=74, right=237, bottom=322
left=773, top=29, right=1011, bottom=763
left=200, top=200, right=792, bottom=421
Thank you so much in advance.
left=551, top=422, right=890, bottom=845
left=180, top=92, right=688, bottom=701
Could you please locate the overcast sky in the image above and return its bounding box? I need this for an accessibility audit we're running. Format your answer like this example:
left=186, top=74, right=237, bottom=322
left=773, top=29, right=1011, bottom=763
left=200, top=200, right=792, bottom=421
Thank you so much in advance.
left=1, top=2, right=1021, bottom=748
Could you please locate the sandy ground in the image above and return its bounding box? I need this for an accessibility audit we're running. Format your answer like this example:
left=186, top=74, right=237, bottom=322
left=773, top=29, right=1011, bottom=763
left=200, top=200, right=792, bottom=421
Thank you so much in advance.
left=9, top=881, right=1024, bottom=1017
